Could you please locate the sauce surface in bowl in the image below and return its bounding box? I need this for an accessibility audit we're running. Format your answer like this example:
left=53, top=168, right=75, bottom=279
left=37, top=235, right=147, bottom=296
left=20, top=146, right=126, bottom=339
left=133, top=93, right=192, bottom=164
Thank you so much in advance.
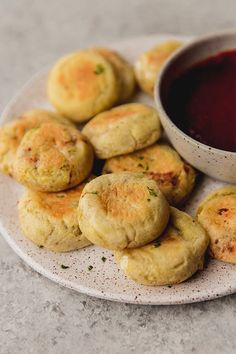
left=165, top=49, right=236, bottom=152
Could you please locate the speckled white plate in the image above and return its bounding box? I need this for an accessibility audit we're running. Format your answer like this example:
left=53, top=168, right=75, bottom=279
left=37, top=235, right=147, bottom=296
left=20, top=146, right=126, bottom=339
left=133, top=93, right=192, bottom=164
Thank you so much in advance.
left=1, top=34, right=235, bottom=305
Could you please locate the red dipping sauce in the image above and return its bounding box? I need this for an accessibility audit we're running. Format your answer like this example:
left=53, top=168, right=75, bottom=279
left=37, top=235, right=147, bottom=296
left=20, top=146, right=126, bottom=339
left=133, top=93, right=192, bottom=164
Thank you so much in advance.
left=165, top=49, right=236, bottom=152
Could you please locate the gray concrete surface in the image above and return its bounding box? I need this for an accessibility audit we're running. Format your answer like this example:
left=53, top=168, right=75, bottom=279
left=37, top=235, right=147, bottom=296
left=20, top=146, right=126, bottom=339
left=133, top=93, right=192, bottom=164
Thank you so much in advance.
left=0, top=1, right=236, bottom=353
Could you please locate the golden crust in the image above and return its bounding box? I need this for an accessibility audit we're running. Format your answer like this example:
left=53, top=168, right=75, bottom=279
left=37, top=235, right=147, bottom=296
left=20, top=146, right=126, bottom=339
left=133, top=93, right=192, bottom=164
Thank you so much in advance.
left=115, top=207, right=209, bottom=285
left=0, top=109, right=73, bottom=176
left=78, top=172, right=170, bottom=250
left=14, top=122, right=93, bottom=192
left=92, top=47, right=136, bottom=102
left=82, top=103, right=162, bottom=159
left=196, top=186, right=236, bottom=264
left=47, top=50, right=119, bottom=122
left=134, top=40, right=182, bottom=96
left=103, top=143, right=196, bottom=205
left=18, top=183, right=91, bottom=252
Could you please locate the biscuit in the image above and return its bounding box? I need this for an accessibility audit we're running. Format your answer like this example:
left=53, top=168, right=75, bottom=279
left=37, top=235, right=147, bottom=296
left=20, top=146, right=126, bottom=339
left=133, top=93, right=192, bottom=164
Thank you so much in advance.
left=92, top=47, right=136, bottom=102
left=196, top=186, right=236, bottom=264
left=18, top=183, right=91, bottom=252
left=115, top=207, right=209, bottom=285
left=78, top=172, right=170, bottom=250
left=134, top=40, right=182, bottom=96
left=103, top=143, right=196, bottom=205
left=82, top=103, right=162, bottom=159
left=0, top=109, right=73, bottom=176
left=47, top=50, right=119, bottom=122
left=14, top=122, right=93, bottom=192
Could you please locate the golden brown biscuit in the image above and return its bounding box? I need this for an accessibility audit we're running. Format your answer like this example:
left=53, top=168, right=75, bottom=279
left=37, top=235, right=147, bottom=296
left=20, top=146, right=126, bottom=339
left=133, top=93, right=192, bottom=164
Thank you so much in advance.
left=47, top=50, right=119, bottom=122
left=115, top=207, right=209, bottom=285
left=78, top=172, right=170, bottom=250
left=0, top=109, right=73, bottom=176
left=196, top=186, right=236, bottom=264
left=134, top=40, right=182, bottom=95
left=82, top=103, right=162, bottom=159
left=103, top=143, right=196, bottom=205
left=92, top=47, right=136, bottom=102
left=18, top=183, right=91, bottom=252
left=14, top=122, right=93, bottom=192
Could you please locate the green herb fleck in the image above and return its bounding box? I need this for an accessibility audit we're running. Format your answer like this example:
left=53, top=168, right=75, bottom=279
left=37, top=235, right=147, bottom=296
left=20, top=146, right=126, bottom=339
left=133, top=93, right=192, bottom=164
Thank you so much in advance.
left=147, top=186, right=157, bottom=197
left=138, top=156, right=144, bottom=160
left=138, top=163, right=144, bottom=168
left=88, top=265, right=93, bottom=271
left=167, top=285, right=172, bottom=288
left=147, top=198, right=151, bottom=202
left=87, top=191, right=98, bottom=195
left=94, top=64, right=105, bottom=74
left=153, top=240, right=161, bottom=248
left=39, top=245, right=44, bottom=249
left=145, top=164, right=149, bottom=171
left=101, top=256, right=107, bottom=263
left=61, top=264, right=70, bottom=269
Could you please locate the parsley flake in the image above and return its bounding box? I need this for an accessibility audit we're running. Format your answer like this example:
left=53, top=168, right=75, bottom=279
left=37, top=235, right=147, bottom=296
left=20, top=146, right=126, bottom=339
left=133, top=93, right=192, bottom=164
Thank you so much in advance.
left=101, top=256, right=107, bottom=263
left=61, top=264, right=70, bottom=269
left=39, top=245, right=44, bottom=249
left=88, top=265, right=93, bottom=271
left=147, top=186, right=157, bottom=197
left=153, top=240, right=161, bottom=248
left=138, top=163, right=144, bottom=168
left=147, top=198, right=151, bottom=202
left=87, top=191, right=98, bottom=195
left=138, top=156, right=144, bottom=160
left=94, top=64, right=105, bottom=74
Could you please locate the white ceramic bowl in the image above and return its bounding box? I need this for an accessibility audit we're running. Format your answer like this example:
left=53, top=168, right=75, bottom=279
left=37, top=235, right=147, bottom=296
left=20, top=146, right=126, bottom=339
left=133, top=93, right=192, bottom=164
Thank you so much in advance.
left=155, top=31, right=236, bottom=183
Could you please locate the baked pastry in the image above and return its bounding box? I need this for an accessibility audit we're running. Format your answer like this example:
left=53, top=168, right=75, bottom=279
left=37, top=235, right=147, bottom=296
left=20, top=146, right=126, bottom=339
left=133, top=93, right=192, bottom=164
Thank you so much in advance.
left=47, top=50, right=119, bottom=122
left=134, top=40, right=182, bottom=96
left=103, top=143, right=196, bottom=205
left=78, top=172, right=170, bottom=250
left=0, top=109, right=73, bottom=176
left=196, top=186, right=236, bottom=264
left=14, top=122, right=93, bottom=192
left=115, top=207, right=209, bottom=285
left=82, top=103, right=161, bottom=159
left=18, top=183, right=91, bottom=252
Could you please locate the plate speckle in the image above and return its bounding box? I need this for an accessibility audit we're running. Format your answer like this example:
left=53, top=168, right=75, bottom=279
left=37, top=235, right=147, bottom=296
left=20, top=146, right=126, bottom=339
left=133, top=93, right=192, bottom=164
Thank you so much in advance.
left=0, top=34, right=235, bottom=305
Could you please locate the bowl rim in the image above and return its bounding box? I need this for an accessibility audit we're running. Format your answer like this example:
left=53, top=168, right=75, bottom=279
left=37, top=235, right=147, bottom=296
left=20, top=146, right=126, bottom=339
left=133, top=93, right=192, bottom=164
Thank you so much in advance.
left=154, top=29, right=236, bottom=156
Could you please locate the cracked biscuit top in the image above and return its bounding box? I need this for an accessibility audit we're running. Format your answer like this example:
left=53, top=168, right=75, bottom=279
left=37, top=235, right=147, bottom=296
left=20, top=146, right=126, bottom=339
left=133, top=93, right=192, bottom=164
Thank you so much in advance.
left=18, top=183, right=91, bottom=252
left=115, top=207, right=209, bottom=285
left=82, top=103, right=162, bottom=159
left=196, top=186, right=236, bottom=264
left=0, top=109, right=73, bottom=176
left=78, top=172, right=170, bottom=250
left=47, top=50, right=119, bottom=122
left=14, top=121, right=93, bottom=192
left=103, top=143, right=196, bottom=206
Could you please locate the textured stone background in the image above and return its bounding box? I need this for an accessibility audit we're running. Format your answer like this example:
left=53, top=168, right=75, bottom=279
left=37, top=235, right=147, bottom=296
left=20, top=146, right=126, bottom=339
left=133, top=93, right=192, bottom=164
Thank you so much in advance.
left=0, top=1, right=236, bottom=353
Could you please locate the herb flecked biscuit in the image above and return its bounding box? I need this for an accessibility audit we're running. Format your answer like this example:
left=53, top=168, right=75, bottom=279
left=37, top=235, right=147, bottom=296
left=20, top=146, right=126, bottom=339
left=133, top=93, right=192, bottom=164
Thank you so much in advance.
left=82, top=103, right=162, bottom=159
left=103, top=143, right=196, bottom=205
left=134, top=40, right=182, bottom=96
left=78, top=172, right=170, bottom=250
left=0, top=109, right=73, bottom=176
left=92, top=47, right=136, bottom=102
left=18, top=183, right=91, bottom=252
left=14, top=122, right=93, bottom=192
left=196, top=186, right=236, bottom=264
left=115, top=207, right=209, bottom=285
left=47, top=50, right=119, bottom=122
